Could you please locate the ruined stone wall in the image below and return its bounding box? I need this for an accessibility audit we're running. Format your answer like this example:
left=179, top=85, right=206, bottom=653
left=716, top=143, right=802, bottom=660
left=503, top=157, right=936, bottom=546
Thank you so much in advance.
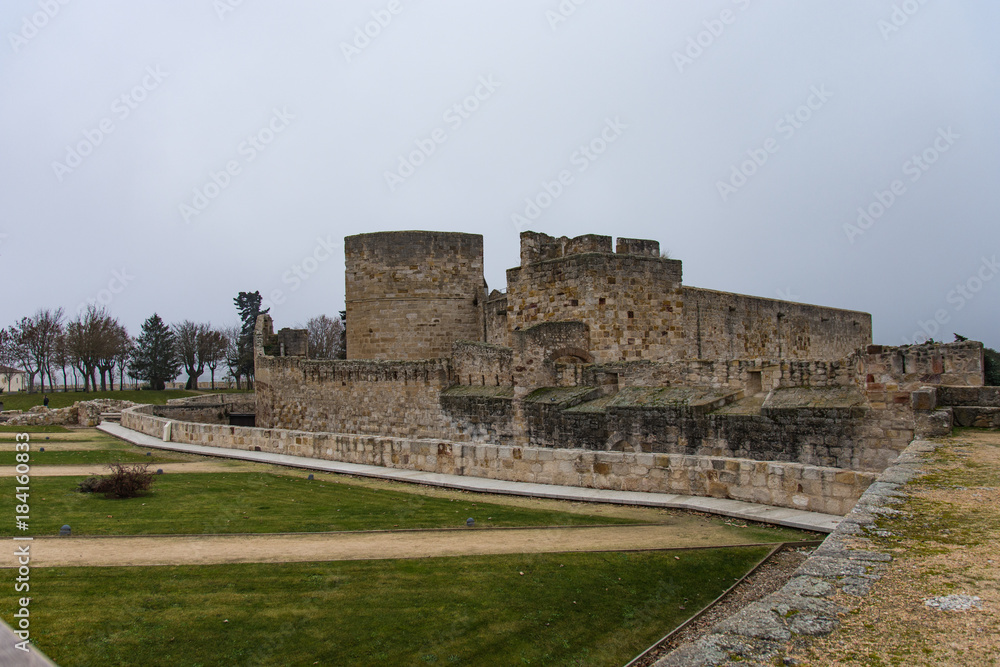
left=518, top=397, right=903, bottom=473
left=589, top=358, right=855, bottom=394
left=682, top=287, right=872, bottom=361
left=506, top=233, right=685, bottom=364
left=485, top=290, right=509, bottom=346
left=122, top=405, right=874, bottom=516
left=858, top=341, right=984, bottom=390
left=345, top=231, right=485, bottom=360
left=451, top=341, right=513, bottom=387
left=254, top=354, right=457, bottom=439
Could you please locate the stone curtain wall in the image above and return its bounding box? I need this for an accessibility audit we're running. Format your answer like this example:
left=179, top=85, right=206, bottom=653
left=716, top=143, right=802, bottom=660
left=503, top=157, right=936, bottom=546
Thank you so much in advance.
left=589, top=358, right=856, bottom=393
left=506, top=233, right=685, bottom=364
left=121, top=405, right=875, bottom=516
left=450, top=341, right=513, bottom=387
left=484, top=290, right=510, bottom=347
left=859, top=341, right=984, bottom=390
left=682, top=287, right=872, bottom=362
left=254, top=354, right=459, bottom=439
left=344, top=231, right=485, bottom=361
left=518, top=394, right=907, bottom=473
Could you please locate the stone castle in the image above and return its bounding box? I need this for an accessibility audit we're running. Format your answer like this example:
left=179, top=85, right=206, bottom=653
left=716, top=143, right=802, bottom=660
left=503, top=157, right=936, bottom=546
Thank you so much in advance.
left=243, top=230, right=993, bottom=516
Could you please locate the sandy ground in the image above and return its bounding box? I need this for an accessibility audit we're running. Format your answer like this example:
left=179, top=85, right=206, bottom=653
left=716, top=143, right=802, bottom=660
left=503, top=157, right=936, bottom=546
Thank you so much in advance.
left=8, top=525, right=766, bottom=568
left=0, top=461, right=262, bottom=476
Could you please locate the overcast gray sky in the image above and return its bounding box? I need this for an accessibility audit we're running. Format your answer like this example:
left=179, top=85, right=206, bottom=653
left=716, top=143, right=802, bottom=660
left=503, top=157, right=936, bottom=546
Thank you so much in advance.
left=2, top=1, right=998, bottom=349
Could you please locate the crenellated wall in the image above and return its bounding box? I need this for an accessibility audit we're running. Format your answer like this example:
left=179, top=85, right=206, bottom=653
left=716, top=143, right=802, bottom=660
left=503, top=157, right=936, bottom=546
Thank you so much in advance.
left=506, top=233, right=685, bottom=364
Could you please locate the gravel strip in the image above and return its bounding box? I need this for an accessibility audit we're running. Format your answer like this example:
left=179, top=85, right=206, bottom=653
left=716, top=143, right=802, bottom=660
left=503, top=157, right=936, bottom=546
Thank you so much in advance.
left=629, top=545, right=815, bottom=667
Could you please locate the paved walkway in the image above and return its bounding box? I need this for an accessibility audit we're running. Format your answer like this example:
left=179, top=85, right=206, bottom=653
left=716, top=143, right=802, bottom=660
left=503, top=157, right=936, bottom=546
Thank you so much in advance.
left=17, top=525, right=782, bottom=568
left=99, top=423, right=842, bottom=533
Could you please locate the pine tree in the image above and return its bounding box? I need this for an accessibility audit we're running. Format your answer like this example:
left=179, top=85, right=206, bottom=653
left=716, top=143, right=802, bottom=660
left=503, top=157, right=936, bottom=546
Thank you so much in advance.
left=130, top=313, right=180, bottom=390
left=234, top=292, right=269, bottom=386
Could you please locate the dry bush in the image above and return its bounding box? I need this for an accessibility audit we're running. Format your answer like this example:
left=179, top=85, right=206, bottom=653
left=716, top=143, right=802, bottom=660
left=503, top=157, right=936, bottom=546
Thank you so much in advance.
left=77, top=463, right=155, bottom=499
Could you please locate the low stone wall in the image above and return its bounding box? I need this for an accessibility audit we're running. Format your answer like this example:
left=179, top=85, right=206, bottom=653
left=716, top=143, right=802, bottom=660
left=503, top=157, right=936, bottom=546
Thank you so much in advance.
left=122, top=405, right=875, bottom=516
left=4, top=399, right=139, bottom=427
left=935, top=385, right=1000, bottom=407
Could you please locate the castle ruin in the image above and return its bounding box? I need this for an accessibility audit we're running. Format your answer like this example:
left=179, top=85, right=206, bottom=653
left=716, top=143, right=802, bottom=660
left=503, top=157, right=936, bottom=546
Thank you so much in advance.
left=245, top=230, right=990, bottom=516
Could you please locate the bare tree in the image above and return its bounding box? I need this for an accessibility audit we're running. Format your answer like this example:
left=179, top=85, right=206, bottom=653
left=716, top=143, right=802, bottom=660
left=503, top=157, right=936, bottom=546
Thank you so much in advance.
left=0, top=328, right=20, bottom=393
left=203, top=329, right=227, bottom=390
left=96, top=320, right=129, bottom=391
left=12, top=308, right=64, bottom=393
left=173, top=321, right=213, bottom=390
left=66, top=306, right=115, bottom=392
left=221, top=324, right=244, bottom=390
left=304, top=314, right=344, bottom=359
left=115, top=334, right=135, bottom=390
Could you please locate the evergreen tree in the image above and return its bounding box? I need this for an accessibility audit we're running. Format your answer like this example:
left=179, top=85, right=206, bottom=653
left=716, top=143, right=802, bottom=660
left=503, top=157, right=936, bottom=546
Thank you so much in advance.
left=130, top=313, right=180, bottom=390
left=233, top=292, right=269, bottom=387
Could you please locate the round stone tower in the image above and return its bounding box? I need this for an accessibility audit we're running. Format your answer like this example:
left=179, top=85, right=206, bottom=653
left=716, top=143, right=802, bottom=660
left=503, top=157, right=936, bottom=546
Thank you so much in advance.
left=345, top=231, right=485, bottom=360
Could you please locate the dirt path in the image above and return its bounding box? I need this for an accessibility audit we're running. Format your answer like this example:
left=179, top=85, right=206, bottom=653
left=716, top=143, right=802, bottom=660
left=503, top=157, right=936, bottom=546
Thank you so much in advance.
left=10, top=525, right=766, bottom=568
left=0, top=462, right=260, bottom=476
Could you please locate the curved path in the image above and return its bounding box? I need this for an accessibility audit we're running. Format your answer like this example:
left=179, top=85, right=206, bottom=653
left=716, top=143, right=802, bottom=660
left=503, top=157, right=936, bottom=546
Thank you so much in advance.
left=12, top=525, right=779, bottom=568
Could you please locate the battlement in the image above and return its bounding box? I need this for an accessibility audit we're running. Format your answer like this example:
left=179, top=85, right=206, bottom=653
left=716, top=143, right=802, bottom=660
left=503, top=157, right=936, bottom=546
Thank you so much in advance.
left=518, top=231, right=662, bottom=266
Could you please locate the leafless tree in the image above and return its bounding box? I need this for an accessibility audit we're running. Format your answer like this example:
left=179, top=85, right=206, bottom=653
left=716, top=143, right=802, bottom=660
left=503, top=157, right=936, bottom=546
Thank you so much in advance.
left=173, top=321, right=214, bottom=390
left=0, top=328, right=20, bottom=393
left=221, top=324, right=244, bottom=389
left=202, top=329, right=227, bottom=390
left=66, top=306, right=117, bottom=392
left=305, top=314, right=344, bottom=359
left=12, top=308, right=64, bottom=393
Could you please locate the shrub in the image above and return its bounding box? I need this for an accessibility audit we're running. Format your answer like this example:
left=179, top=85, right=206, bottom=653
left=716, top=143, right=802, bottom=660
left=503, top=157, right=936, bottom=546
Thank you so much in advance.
left=76, top=463, right=155, bottom=499
left=985, top=347, right=1000, bottom=386
left=76, top=476, right=105, bottom=494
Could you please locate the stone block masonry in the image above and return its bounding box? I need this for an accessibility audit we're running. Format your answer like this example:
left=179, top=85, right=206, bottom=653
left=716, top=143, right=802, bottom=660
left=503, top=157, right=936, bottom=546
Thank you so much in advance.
left=122, top=404, right=874, bottom=516
left=345, top=231, right=484, bottom=361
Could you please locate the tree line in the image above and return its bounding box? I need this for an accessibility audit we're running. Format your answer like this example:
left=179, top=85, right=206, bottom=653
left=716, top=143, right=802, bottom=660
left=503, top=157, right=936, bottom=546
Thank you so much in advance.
left=0, top=292, right=346, bottom=394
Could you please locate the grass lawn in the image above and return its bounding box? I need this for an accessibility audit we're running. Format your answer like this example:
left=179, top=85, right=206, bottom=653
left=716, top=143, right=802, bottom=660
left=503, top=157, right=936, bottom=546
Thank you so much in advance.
left=0, top=449, right=190, bottom=466
left=14, top=547, right=772, bottom=666
left=0, top=424, right=72, bottom=433
left=0, top=389, right=248, bottom=411
left=0, top=472, right=650, bottom=536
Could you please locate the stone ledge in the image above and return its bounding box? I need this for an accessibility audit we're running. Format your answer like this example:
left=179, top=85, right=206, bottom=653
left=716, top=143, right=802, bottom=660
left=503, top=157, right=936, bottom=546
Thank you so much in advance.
left=653, top=437, right=939, bottom=666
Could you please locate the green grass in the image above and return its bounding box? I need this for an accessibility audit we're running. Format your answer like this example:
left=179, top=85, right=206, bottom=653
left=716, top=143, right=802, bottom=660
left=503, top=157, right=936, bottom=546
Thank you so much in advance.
left=1, top=472, right=647, bottom=536
left=0, top=424, right=71, bottom=433
left=11, top=547, right=772, bottom=667
left=0, top=389, right=248, bottom=411
left=0, top=449, right=189, bottom=466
